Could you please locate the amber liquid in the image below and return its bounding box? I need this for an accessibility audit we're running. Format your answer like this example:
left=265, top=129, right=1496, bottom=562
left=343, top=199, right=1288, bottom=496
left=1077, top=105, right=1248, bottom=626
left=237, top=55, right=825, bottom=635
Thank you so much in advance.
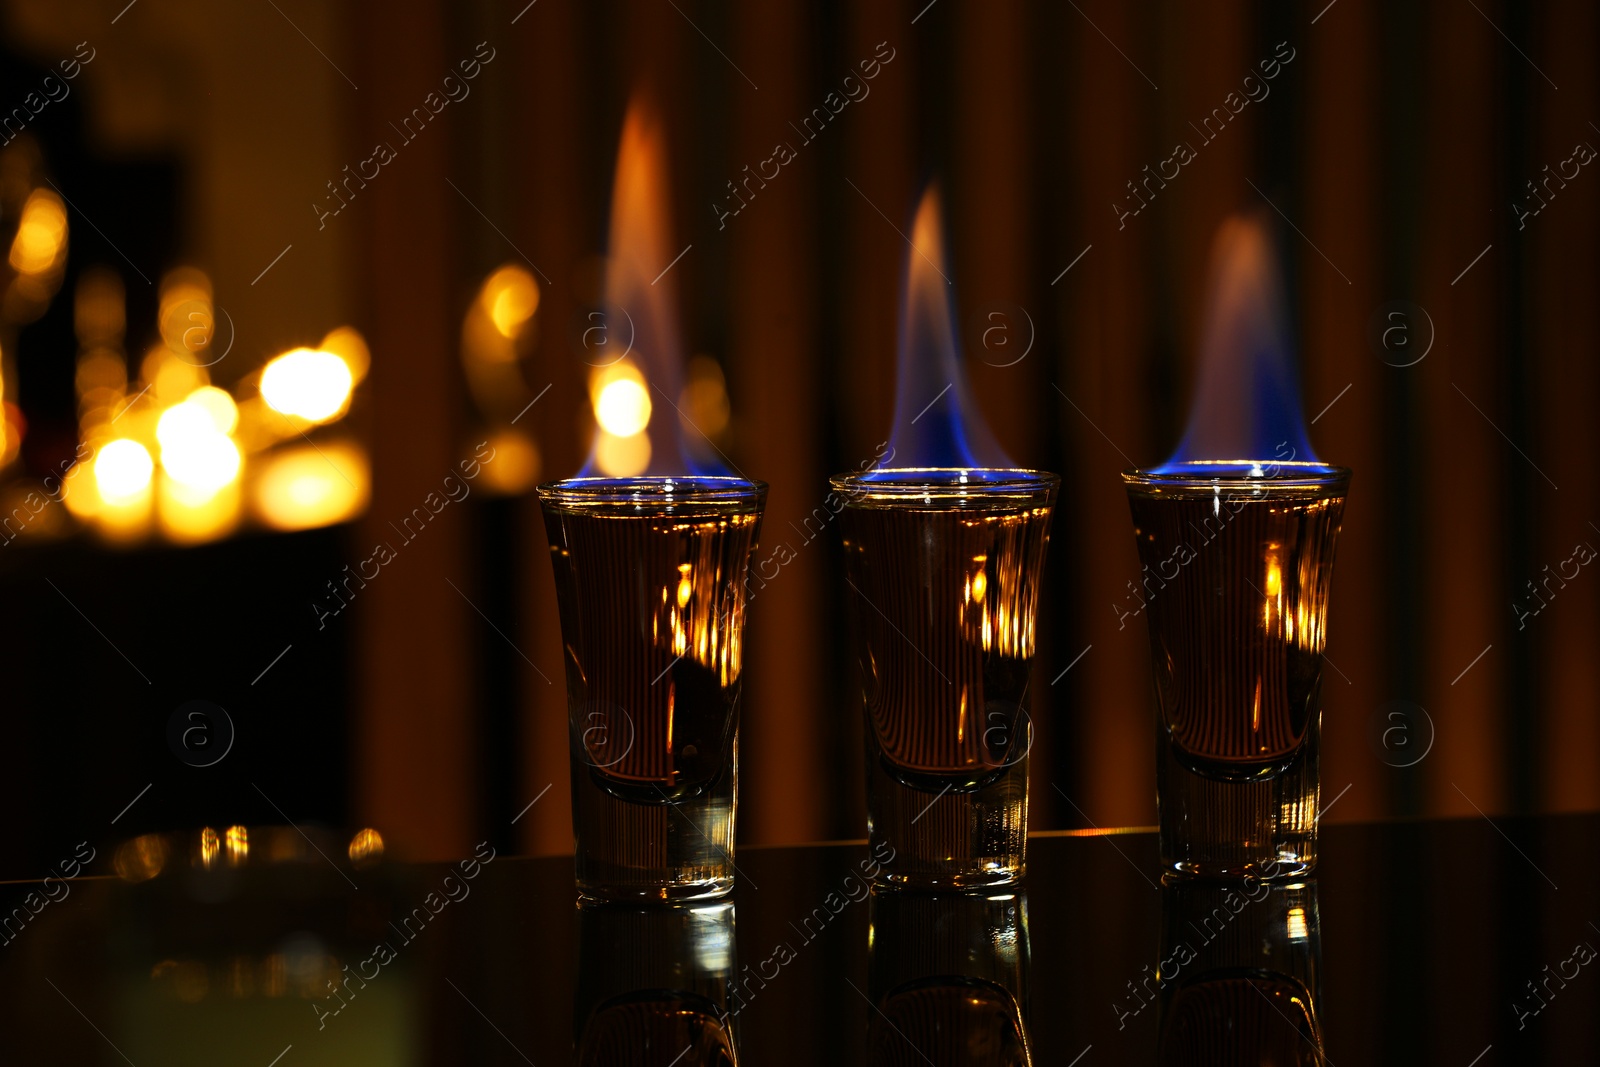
left=840, top=491, right=1052, bottom=887
left=1126, top=481, right=1345, bottom=876
left=543, top=493, right=761, bottom=899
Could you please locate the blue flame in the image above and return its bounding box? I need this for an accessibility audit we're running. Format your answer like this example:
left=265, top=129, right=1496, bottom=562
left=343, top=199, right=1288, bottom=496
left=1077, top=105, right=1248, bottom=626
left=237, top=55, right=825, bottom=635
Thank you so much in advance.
left=867, top=182, right=1012, bottom=477
left=1150, top=209, right=1328, bottom=476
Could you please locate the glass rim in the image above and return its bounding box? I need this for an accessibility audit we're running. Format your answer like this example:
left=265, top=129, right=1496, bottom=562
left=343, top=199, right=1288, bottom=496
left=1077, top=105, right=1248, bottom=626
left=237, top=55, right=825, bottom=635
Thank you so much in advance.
left=1121, top=460, right=1350, bottom=491
left=829, top=466, right=1060, bottom=495
left=537, top=474, right=768, bottom=508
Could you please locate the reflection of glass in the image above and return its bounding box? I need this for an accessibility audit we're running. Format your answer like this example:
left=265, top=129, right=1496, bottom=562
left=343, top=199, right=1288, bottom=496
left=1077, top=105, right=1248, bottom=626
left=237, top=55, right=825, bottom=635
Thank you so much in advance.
left=575, top=900, right=739, bottom=1065
left=540, top=477, right=767, bottom=901
left=1153, top=879, right=1323, bottom=1065
left=867, top=890, right=1032, bottom=1066
left=1122, top=463, right=1349, bottom=877
left=834, top=469, right=1057, bottom=889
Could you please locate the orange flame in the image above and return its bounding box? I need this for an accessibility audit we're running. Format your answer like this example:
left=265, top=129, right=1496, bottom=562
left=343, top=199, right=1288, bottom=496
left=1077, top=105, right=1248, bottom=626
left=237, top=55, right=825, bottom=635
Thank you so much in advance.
left=584, top=96, right=707, bottom=477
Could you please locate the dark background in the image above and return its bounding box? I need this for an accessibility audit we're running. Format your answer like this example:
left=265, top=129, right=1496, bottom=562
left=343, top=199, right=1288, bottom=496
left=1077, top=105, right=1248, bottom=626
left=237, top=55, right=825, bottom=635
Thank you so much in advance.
left=0, top=0, right=1593, bottom=869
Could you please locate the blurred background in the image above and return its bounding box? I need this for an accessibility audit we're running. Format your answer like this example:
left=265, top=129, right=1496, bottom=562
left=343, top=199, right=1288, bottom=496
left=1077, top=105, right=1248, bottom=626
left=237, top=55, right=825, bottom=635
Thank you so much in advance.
left=0, top=0, right=1593, bottom=870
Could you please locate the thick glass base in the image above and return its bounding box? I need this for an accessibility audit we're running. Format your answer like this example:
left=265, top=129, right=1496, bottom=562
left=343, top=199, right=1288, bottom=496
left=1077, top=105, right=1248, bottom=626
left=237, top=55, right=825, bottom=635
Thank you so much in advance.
left=571, top=760, right=737, bottom=901
left=1157, top=727, right=1319, bottom=879
left=866, top=755, right=1028, bottom=890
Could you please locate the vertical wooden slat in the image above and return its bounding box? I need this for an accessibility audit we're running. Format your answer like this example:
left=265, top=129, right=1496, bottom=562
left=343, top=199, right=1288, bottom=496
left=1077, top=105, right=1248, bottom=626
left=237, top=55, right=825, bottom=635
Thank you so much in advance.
left=840, top=0, right=914, bottom=466
left=1530, top=0, right=1600, bottom=815
left=728, top=0, right=826, bottom=845
left=513, top=0, right=590, bottom=856
left=352, top=0, right=473, bottom=860
left=1416, top=0, right=1507, bottom=816
left=954, top=0, right=1040, bottom=468
left=1301, top=0, right=1387, bottom=821
left=1514, top=5, right=1597, bottom=1039
left=1058, top=0, right=1162, bottom=829
left=1156, top=0, right=1251, bottom=398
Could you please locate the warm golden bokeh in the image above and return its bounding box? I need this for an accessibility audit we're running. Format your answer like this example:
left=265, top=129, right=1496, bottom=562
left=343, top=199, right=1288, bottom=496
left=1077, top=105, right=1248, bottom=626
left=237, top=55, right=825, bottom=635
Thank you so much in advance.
left=261, top=348, right=355, bottom=423
left=475, top=428, right=540, bottom=495
left=481, top=264, right=540, bottom=340
left=253, top=440, right=370, bottom=531
left=94, top=438, right=154, bottom=503
left=7, top=188, right=67, bottom=276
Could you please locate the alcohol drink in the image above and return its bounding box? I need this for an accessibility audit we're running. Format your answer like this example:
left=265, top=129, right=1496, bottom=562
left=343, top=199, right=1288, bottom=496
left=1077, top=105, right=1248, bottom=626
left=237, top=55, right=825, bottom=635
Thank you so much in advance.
left=540, top=477, right=766, bottom=900
left=1123, top=462, right=1348, bottom=877
left=1156, top=879, right=1323, bottom=1065
left=833, top=468, right=1057, bottom=888
left=576, top=900, right=739, bottom=1065
left=869, top=891, right=1032, bottom=1065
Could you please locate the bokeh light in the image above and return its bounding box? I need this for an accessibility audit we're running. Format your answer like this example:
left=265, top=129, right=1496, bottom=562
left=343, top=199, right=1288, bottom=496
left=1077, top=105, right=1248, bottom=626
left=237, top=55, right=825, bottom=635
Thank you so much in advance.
left=681, top=354, right=731, bottom=437
left=253, top=441, right=369, bottom=531
left=156, top=400, right=242, bottom=494
left=224, top=825, right=248, bottom=865
left=480, top=264, right=540, bottom=340
left=94, top=439, right=154, bottom=503
left=594, top=429, right=651, bottom=476
left=157, top=475, right=241, bottom=543
left=474, top=428, right=540, bottom=495
left=184, top=385, right=238, bottom=434
left=157, top=268, right=216, bottom=365
left=114, top=834, right=168, bottom=883
left=348, top=827, right=384, bottom=868
left=595, top=376, right=651, bottom=437
left=74, top=267, right=125, bottom=346
left=260, top=348, right=354, bottom=422
left=61, top=459, right=101, bottom=520
left=142, top=344, right=208, bottom=405
left=8, top=189, right=67, bottom=275
left=317, top=326, right=370, bottom=384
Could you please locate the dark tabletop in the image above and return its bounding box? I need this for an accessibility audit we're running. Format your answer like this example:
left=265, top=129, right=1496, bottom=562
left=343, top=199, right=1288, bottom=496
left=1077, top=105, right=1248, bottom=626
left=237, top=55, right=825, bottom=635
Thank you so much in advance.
left=2, top=812, right=1597, bottom=1064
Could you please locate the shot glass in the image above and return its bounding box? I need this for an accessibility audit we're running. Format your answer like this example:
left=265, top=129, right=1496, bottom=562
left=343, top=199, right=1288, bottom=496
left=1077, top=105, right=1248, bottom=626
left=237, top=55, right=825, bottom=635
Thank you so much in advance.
left=539, top=476, right=767, bottom=901
left=1122, top=462, right=1349, bottom=878
left=833, top=467, right=1058, bottom=889
left=1155, top=878, right=1323, bottom=1062
left=868, top=890, right=1032, bottom=1063
left=575, top=900, right=738, bottom=1062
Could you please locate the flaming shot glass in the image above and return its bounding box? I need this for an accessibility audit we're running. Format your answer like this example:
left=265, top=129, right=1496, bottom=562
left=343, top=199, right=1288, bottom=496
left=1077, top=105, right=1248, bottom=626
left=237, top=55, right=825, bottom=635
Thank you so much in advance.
left=539, top=476, right=767, bottom=901
left=833, top=468, right=1057, bottom=889
left=1122, top=462, right=1349, bottom=878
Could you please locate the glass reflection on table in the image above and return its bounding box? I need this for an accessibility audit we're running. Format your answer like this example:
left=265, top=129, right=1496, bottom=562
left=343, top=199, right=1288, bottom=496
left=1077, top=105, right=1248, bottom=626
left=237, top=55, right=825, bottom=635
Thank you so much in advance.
left=866, top=890, right=1032, bottom=1066
left=1154, top=878, right=1324, bottom=1065
left=575, top=900, right=739, bottom=1065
